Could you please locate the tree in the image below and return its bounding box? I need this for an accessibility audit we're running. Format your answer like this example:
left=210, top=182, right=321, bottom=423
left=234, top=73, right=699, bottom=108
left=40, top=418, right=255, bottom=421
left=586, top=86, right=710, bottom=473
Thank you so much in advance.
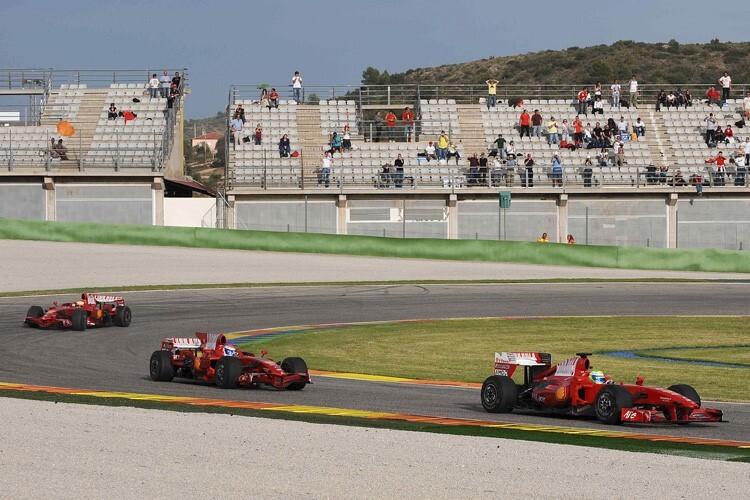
left=307, top=93, right=320, bottom=104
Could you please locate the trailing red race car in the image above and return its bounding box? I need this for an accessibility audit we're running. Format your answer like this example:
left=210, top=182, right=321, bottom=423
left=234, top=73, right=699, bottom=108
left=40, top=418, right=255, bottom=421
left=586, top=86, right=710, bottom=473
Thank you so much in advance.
left=149, top=332, right=310, bottom=390
left=24, top=292, right=132, bottom=331
left=481, top=351, right=723, bottom=424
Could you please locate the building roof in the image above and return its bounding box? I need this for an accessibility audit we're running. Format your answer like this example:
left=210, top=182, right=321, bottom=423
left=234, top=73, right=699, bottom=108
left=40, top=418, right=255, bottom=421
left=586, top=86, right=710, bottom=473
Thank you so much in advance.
left=193, top=132, right=223, bottom=141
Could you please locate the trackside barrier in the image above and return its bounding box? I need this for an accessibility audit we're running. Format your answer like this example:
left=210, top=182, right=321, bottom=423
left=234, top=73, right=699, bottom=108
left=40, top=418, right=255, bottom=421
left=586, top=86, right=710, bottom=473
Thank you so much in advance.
left=0, top=218, right=748, bottom=273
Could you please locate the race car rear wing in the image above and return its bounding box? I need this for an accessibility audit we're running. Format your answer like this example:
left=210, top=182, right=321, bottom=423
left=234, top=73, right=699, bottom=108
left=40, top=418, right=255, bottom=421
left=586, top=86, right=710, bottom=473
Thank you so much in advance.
left=83, top=292, right=125, bottom=305
left=162, top=333, right=227, bottom=351
left=494, top=352, right=552, bottom=378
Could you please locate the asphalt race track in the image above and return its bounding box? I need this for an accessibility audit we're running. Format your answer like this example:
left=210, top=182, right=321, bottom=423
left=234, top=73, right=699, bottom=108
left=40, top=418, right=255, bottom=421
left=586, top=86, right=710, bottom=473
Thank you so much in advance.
left=1, top=283, right=749, bottom=442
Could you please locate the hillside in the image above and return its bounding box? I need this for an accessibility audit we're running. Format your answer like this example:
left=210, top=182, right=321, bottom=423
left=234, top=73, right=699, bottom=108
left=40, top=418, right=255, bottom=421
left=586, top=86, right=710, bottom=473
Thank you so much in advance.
left=361, top=40, right=750, bottom=87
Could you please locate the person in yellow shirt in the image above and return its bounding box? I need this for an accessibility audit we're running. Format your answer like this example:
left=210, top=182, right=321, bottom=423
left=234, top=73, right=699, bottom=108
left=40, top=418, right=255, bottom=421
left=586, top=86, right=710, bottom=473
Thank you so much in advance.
left=486, top=78, right=499, bottom=109
left=537, top=232, right=550, bottom=243
left=547, top=117, right=559, bottom=146
left=437, top=131, right=449, bottom=161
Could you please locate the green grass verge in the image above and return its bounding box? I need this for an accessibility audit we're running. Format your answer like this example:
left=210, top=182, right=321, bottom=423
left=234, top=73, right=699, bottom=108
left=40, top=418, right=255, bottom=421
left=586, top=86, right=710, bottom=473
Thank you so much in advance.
left=236, top=317, right=750, bottom=402
left=635, top=346, right=750, bottom=367
left=1, top=389, right=747, bottom=462
left=1, top=278, right=747, bottom=298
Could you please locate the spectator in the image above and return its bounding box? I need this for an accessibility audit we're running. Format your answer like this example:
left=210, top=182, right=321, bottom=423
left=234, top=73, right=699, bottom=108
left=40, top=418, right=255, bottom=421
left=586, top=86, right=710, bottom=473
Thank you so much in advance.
left=379, top=163, right=392, bottom=188
left=373, top=111, right=383, bottom=142
left=505, top=153, right=516, bottom=187
left=547, top=116, right=559, bottom=146
left=493, top=133, right=506, bottom=159
left=531, top=109, right=543, bottom=138
left=684, top=89, right=693, bottom=107
left=231, top=115, right=243, bottom=149
left=536, top=232, right=550, bottom=243
left=666, top=91, right=677, bottom=109
left=718, top=71, right=732, bottom=101
left=629, top=75, right=639, bottom=108
left=659, top=165, right=669, bottom=184
left=744, top=91, right=750, bottom=119
left=394, top=154, right=405, bottom=188
left=582, top=155, right=593, bottom=187
left=437, top=131, right=449, bottom=160
left=674, top=169, right=688, bottom=186
left=486, top=78, right=499, bottom=109
left=743, top=137, right=750, bottom=166
left=385, top=110, right=397, bottom=141
left=584, top=123, right=593, bottom=143
left=593, top=82, right=602, bottom=101
left=320, top=151, right=332, bottom=187
left=505, top=140, right=516, bottom=159
left=54, top=139, right=69, bottom=160
left=706, top=86, right=721, bottom=106
left=292, top=71, right=303, bottom=104
left=478, top=152, right=488, bottom=186
left=171, top=71, right=182, bottom=89
left=633, top=118, right=646, bottom=137
left=610, top=79, right=621, bottom=108
left=735, top=154, right=746, bottom=186
left=160, top=71, right=171, bottom=98
left=690, top=172, right=704, bottom=194
left=577, top=87, right=589, bottom=115
left=614, top=144, right=625, bottom=167
left=592, top=95, right=604, bottom=115
left=572, top=115, right=583, bottom=143
left=598, top=150, right=608, bottom=167
left=491, top=156, right=504, bottom=187
left=447, top=142, right=461, bottom=164
left=167, top=83, right=179, bottom=109
left=254, top=123, right=262, bottom=145
left=148, top=73, right=160, bottom=99
left=519, top=109, right=531, bottom=138
left=260, top=88, right=270, bottom=109
left=467, top=153, right=480, bottom=185
left=646, top=163, right=658, bottom=184
left=560, top=119, right=570, bottom=144
left=705, top=113, right=718, bottom=145
left=108, top=102, right=117, bottom=120
left=723, top=125, right=734, bottom=144
left=279, top=134, right=291, bottom=157
left=235, top=104, right=246, bottom=123
left=330, top=131, right=342, bottom=155
left=48, top=138, right=58, bottom=158
left=714, top=151, right=726, bottom=186
left=551, top=152, right=563, bottom=187
left=617, top=116, right=629, bottom=137
left=402, top=107, right=414, bottom=142
left=424, top=141, right=437, bottom=161
left=524, top=153, right=535, bottom=187
left=268, top=88, right=279, bottom=108
left=342, top=124, right=351, bottom=151
left=567, top=234, right=575, bottom=244
left=656, top=89, right=667, bottom=111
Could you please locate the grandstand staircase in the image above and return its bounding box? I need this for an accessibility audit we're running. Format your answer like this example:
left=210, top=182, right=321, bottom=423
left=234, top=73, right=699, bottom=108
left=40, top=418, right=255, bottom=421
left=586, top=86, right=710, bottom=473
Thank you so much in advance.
left=455, top=105, right=488, bottom=156
left=645, top=110, right=672, bottom=167
left=296, top=105, right=323, bottom=173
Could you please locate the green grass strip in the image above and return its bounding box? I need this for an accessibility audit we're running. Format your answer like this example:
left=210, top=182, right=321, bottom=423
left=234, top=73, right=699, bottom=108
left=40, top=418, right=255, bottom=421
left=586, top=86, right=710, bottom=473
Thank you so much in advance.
left=1, top=389, right=747, bottom=462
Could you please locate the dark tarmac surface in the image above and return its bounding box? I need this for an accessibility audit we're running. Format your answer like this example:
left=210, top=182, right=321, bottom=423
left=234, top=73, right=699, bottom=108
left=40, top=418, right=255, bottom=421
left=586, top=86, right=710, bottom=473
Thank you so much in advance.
left=1, top=283, right=748, bottom=442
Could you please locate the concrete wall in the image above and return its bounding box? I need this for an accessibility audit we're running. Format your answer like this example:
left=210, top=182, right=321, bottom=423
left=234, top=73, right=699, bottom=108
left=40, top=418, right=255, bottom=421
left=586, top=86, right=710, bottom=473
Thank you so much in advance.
left=0, top=183, right=46, bottom=220
left=164, top=198, right=217, bottom=228
left=457, top=199, right=558, bottom=242
left=568, top=198, right=668, bottom=247
left=235, top=200, right=337, bottom=234
left=347, top=199, right=447, bottom=238
left=677, top=198, right=750, bottom=250
left=55, top=184, right=153, bottom=225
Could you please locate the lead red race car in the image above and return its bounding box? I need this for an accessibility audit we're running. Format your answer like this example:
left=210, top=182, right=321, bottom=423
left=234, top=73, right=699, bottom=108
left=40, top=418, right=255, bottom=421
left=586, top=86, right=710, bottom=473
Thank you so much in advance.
left=481, top=351, right=723, bottom=424
left=24, top=292, right=132, bottom=331
left=149, top=332, right=310, bottom=390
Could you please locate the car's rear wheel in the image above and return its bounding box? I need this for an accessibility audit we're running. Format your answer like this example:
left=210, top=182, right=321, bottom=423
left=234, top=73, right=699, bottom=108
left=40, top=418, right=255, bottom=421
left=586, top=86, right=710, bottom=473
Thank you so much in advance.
left=281, top=357, right=308, bottom=390
left=114, top=306, right=132, bottom=327
left=27, top=306, right=44, bottom=318
left=215, top=356, right=242, bottom=389
left=594, top=385, right=633, bottom=424
left=149, top=351, right=174, bottom=381
left=481, top=375, right=517, bottom=413
left=667, top=384, right=701, bottom=406
left=71, top=309, right=87, bottom=331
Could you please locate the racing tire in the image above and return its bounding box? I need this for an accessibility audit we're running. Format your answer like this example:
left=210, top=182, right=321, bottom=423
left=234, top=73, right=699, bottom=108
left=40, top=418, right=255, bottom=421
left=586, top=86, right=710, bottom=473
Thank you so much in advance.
left=667, top=384, right=701, bottom=407
left=281, top=357, right=308, bottom=391
left=594, top=385, right=633, bottom=425
left=481, top=375, right=517, bottom=413
left=27, top=306, right=44, bottom=318
left=215, top=356, right=243, bottom=389
left=114, top=306, right=132, bottom=327
left=149, top=351, right=175, bottom=382
left=71, top=309, right=87, bottom=331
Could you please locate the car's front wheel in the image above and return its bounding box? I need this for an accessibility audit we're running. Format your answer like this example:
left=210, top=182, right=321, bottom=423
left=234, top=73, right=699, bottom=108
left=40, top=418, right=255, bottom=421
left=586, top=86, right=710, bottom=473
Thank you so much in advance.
left=281, top=357, right=308, bottom=390
left=71, top=309, right=87, bottom=331
left=114, top=306, right=132, bottom=327
left=215, top=356, right=242, bottom=389
left=594, top=385, right=633, bottom=424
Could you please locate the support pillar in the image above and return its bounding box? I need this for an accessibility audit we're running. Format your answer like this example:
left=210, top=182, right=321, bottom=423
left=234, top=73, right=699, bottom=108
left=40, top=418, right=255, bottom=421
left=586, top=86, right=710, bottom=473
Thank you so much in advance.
left=227, top=195, right=236, bottom=229
left=152, top=177, right=164, bottom=225
left=43, top=177, right=55, bottom=222
left=556, top=193, right=568, bottom=243
left=667, top=192, right=678, bottom=248
left=447, top=194, right=458, bottom=239
left=337, top=195, right=347, bottom=235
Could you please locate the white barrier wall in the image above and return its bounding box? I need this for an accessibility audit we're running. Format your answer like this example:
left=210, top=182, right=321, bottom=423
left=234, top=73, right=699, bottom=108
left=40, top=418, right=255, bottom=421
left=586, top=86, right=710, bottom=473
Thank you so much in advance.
left=164, top=198, right=217, bottom=228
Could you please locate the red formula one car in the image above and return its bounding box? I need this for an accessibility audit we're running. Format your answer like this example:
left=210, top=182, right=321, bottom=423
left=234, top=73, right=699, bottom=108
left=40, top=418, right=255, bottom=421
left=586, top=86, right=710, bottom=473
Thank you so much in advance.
left=24, top=292, right=132, bottom=331
left=149, top=332, right=310, bottom=390
left=481, top=352, right=723, bottom=424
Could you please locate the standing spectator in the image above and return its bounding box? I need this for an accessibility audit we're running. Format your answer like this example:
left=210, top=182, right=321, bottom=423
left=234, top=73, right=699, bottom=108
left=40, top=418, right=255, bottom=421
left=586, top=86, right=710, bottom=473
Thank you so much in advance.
left=706, top=86, right=721, bottom=106
left=551, top=152, right=563, bottom=187
left=744, top=91, right=750, bottom=119
left=491, top=155, right=504, bottom=187
left=629, top=75, right=639, bottom=108
left=493, top=134, right=506, bottom=159
left=394, top=153, right=404, bottom=188
left=547, top=116, right=559, bottom=146
left=560, top=119, right=570, bottom=144
left=254, top=123, right=262, bottom=145
left=108, top=102, right=117, bottom=120
left=148, top=73, right=160, bottom=99
left=342, top=124, right=351, bottom=151
left=437, top=131, right=449, bottom=160
left=268, top=88, right=279, bottom=108
left=385, top=110, right=397, bottom=141
left=684, top=89, right=693, bottom=107
left=735, top=154, right=747, bottom=186
left=531, top=109, right=543, bottom=138
left=159, top=71, right=171, bottom=98
left=524, top=153, right=535, bottom=187
left=519, top=109, right=531, bottom=138
left=610, top=79, right=621, bottom=108
left=478, top=152, right=488, bottom=186
left=592, top=95, right=604, bottom=115
left=424, top=141, right=437, bottom=161
left=577, top=87, right=589, bottom=115
left=235, top=103, right=246, bottom=123
left=705, top=113, right=718, bottom=145
left=505, top=140, right=516, bottom=158
left=486, top=78, right=499, bottom=109
left=633, top=118, right=646, bottom=137
left=320, top=151, right=332, bottom=188
left=402, top=107, right=414, bottom=142
left=505, top=152, right=516, bottom=187
left=718, top=71, right=732, bottom=101
left=582, top=155, right=594, bottom=187
left=292, top=71, right=303, bottom=104
left=714, top=151, right=726, bottom=186
left=231, top=115, right=243, bottom=149
left=614, top=144, right=625, bottom=167
left=743, top=137, right=750, bottom=166
left=279, top=134, right=291, bottom=157
left=330, top=131, right=342, bottom=155
left=573, top=115, right=583, bottom=143
left=167, top=83, right=179, bottom=109
left=171, top=71, right=182, bottom=89
left=373, top=111, right=384, bottom=142
left=467, top=153, right=480, bottom=185
left=446, top=142, right=461, bottom=164
left=593, top=82, right=602, bottom=101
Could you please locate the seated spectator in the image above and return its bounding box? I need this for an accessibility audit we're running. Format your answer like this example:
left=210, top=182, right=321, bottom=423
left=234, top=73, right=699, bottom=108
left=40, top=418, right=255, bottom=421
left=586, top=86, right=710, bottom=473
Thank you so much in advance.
left=254, top=123, right=262, bottom=145
left=54, top=139, right=69, bottom=160
left=656, top=89, right=667, bottom=111
left=617, top=116, right=629, bottom=136
left=706, top=86, right=721, bottom=106
left=424, top=141, right=437, bottom=161
left=567, top=234, right=575, bottom=244
left=330, top=132, right=342, bottom=155
left=723, top=125, right=734, bottom=143
left=235, top=104, right=246, bottom=123
left=268, top=88, right=279, bottom=108
left=48, top=138, right=58, bottom=158
left=342, top=124, right=351, bottom=151
left=598, top=150, right=608, bottom=167
left=279, top=134, right=291, bottom=157
left=614, top=145, right=625, bottom=167
left=659, top=165, right=669, bottom=184
left=536, top=232, right=550, bottom=243
left=379, top=163, right=392, bottom=188
left=666, top=91, right=677, bottom=109
left=684, top=89, right=693, bottom=107
left=583, top=123, right=593, bottom=143
left=633, top=118, right=646, bottom=137
left=260, top=89, right=270, bottom=109
left=108, top=103, right=117, bottom=120
left=690, top=173, right=704, bottom=194
left=592, top=95, right=604, bottom=115
left=646, top=163, right=658, bottom=184
left=673, top=169, right=687, bottom=186
left=446, top=142, right=461, bottom=164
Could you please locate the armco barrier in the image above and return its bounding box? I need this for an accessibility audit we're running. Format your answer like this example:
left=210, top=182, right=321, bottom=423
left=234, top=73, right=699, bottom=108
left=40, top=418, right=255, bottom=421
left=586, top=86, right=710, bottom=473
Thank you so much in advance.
left=0, top=218, right=748, bottom=273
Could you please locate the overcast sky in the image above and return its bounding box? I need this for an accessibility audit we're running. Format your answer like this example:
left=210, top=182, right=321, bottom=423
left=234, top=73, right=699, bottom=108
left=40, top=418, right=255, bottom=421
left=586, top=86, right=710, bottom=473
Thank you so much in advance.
left=1, top=0, right=748, bottom=118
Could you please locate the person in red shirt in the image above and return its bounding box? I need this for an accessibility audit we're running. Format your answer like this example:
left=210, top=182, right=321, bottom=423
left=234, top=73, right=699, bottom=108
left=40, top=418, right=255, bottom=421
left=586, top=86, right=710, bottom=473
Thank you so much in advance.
left=706, top=86, right=720, bottom=106
left=723, top=125, right=734, bottom=143
left=715, top=151, right=726, bottom=186
left=577, top=87, right=589, bottom=115
left=385, top=110, right=397, bottom=141
left=573, top=116, right=583, bottom=143
left=519, top=109, right=531, bottom=138
left=402, top=107, right=414, bottom=142
left=268, top=88, right=279, bottom=108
